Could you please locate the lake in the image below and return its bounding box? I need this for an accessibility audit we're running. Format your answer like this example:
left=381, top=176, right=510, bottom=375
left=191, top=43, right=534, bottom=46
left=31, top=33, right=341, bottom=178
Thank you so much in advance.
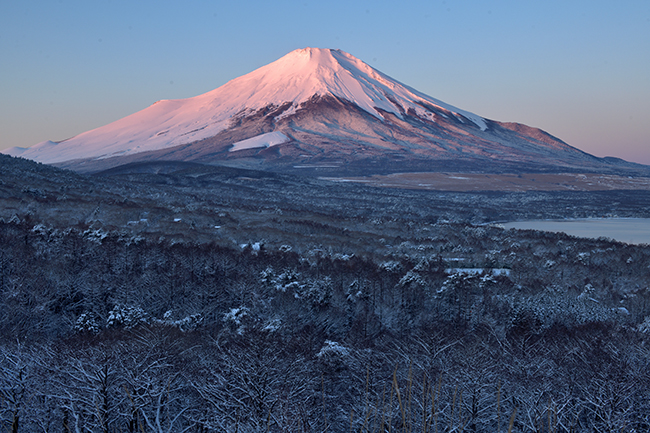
left=502, top=218, right=650, bottom=245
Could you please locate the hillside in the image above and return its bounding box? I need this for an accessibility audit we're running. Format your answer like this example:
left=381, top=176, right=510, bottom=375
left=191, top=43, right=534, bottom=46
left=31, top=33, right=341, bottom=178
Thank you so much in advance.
left=1, top=154, right=650, bottom=431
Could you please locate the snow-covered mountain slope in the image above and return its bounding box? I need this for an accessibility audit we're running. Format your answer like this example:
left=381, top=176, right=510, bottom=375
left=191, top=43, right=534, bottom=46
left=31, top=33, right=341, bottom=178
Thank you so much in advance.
left=5, top=47, right=647, bottom=175
left=4, top=48, right=485, bottom=164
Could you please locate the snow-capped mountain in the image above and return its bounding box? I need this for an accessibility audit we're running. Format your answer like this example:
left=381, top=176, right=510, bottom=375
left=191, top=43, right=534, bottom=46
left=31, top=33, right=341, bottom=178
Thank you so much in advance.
left=4, top=48, right=644, bottom=174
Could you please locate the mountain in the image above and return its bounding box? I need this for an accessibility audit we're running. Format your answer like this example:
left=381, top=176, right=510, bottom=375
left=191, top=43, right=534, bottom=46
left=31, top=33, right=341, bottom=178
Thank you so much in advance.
left=5, top=48, right=647, bottom=175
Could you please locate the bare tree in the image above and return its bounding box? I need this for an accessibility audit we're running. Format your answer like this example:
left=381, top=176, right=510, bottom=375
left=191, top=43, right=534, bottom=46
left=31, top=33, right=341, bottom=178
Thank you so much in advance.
left=0, top=345, right=30, bottom=433
left=45, top=346, right=119, bottom=433
left=120, top=348, right=195, bottom=433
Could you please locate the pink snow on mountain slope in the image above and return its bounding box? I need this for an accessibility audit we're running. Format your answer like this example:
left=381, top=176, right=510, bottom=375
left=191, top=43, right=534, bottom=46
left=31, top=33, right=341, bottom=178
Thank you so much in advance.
left=4, top=48, right=486, bottom=164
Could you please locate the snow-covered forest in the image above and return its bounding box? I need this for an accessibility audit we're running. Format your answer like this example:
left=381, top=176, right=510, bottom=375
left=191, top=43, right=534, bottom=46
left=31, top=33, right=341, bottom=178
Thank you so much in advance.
left=1, top=154, right=650, bottom=432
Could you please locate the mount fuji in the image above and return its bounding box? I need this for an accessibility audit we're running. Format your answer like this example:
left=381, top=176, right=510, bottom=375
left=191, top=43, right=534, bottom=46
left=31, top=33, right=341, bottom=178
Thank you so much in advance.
left=4, top=48, right=646, bottom=175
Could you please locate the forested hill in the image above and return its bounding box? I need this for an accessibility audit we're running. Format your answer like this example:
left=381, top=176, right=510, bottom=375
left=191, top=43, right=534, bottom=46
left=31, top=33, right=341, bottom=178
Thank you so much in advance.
left=1, top=154, right=650, bottom=431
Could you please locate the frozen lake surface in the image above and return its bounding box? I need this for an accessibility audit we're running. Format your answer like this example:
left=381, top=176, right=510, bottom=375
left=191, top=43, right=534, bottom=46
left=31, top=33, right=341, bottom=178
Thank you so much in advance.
left=502, top=218, right=650, bottom=245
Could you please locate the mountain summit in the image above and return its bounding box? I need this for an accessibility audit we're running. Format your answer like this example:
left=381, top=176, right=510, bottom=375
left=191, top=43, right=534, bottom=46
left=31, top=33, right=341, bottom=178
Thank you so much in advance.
left=4, top=48, right=644, bottom=174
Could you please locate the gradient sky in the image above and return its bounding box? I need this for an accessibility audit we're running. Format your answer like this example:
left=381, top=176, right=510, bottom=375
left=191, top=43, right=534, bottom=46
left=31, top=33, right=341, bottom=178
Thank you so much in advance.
left=1, top=0, right=649, bottom=165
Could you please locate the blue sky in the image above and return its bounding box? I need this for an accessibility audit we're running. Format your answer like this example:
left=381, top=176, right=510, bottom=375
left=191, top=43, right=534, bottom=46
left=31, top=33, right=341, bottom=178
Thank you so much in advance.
left=1, top=0, right=649, bottom=164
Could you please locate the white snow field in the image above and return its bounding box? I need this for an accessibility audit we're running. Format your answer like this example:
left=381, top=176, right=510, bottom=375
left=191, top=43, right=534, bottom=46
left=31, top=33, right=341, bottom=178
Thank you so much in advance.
left=229, top=132, right=290, bottom=152
left=3, top=48, right=486, bottom=164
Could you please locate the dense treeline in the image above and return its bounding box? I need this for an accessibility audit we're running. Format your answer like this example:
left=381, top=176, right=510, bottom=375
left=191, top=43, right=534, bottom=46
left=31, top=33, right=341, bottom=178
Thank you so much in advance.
left=2, top=218, right=649, bottom=341
left=2, top=155, right=650, bottom=431
left=1, top=216, right=650, bottom=431
left=2, top=321, right=650, bottom=431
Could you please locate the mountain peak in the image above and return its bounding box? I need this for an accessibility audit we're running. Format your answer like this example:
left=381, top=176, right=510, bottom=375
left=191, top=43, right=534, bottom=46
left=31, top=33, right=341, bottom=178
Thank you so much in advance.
left=6, top=48, right=631, bottom=176
left=286, top=46, right=341, bottom=57
left=4, top=47, right=489, bottom=165
left=244, top=47, right=486, bottom=128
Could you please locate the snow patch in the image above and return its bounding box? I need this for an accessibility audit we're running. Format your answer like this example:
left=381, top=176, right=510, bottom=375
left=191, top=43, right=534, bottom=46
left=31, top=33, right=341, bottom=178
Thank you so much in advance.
left=317, top=340, right=349, bottom=358
left=445, top=268, right=511, bottom=276
left=229, top=131, right=289, bottom=152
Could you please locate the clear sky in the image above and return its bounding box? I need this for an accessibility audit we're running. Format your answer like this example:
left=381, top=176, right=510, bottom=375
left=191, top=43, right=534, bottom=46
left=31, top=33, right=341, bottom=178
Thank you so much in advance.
left=1, top=0, right=649, bottom=165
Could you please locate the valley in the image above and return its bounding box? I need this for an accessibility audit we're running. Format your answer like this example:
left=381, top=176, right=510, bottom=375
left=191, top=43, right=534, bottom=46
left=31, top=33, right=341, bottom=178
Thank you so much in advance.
left=325, top=171, right=650, bottom=192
